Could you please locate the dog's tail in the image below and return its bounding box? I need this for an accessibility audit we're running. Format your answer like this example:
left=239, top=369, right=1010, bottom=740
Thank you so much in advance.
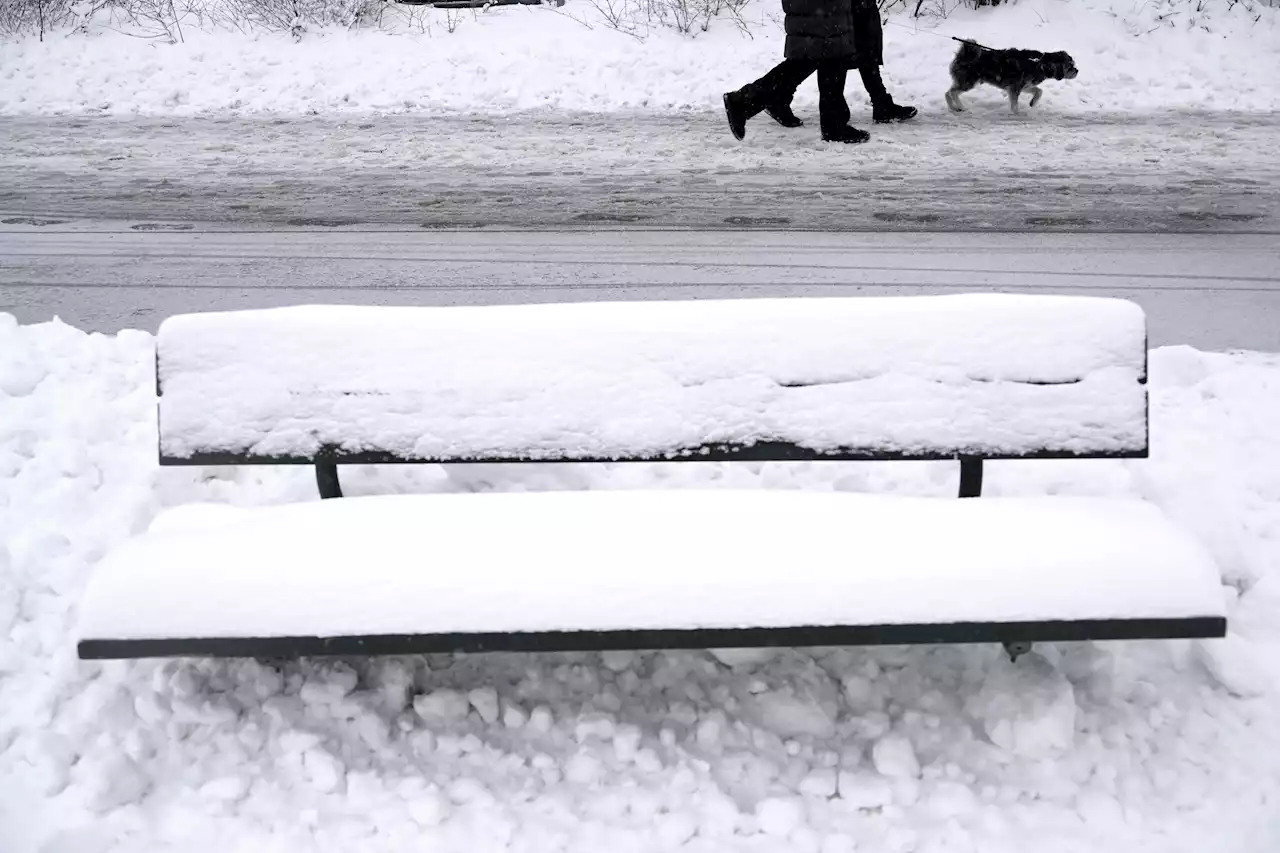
left=951, top=38, right=986, bottom=61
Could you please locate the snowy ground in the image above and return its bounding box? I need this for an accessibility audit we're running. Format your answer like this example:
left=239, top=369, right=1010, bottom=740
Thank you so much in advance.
left=1, top=0, right=1278, bottom=116
left=2, top=315, right=1280, bottom=852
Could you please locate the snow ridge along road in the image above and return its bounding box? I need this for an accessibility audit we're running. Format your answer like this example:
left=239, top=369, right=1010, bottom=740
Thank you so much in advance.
left=0, top=112, right=1277, bottom=233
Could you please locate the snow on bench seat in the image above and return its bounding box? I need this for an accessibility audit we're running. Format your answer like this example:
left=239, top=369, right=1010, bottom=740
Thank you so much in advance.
left=155, top=294, right=1149, bottom=463
left=76, top=491, right=1225, bottom=657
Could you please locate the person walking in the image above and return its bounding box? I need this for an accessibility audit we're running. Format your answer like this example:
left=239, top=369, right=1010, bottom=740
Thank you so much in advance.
left=765, top=0, right=917, bottom=129
left=722, top=0, right=916, bottom=143
left=722, top=0, right=870, bottom=144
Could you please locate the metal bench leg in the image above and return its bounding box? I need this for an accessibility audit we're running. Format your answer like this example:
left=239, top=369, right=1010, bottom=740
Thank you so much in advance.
left=1003, top=640, right=1033, bottom=662
left=959, top=456, right=983, bottom=498
left=316, top=463, right=343, bottom=499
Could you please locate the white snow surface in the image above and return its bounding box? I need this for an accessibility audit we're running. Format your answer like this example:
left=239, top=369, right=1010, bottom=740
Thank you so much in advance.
left=156, top=295, right=1148, bottom=460
left=3, top=313, right=1280, bottom=853
left=77, top=490, right=1224, bottom=641
left=1, top=0, right=1278, bottom=116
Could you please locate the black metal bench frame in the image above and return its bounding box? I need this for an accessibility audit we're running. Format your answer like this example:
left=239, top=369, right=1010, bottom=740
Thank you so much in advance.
left=176, top=445, right=1010, bottom=503
left=81, top=341, right=1224, bottom=662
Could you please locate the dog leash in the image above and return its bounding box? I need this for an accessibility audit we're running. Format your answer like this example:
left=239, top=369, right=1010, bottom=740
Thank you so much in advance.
left=881, top=20, right=997, bottom=52
left=950, top=36, right=997, bottom=51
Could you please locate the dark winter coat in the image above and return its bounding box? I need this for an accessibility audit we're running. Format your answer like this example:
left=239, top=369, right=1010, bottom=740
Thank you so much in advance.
left=782, top=0, right=884, bottom=67
left=850, top=0, right=884, bottom=67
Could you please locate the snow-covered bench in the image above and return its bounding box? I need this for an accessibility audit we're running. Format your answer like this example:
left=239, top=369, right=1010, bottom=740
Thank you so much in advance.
left=76, top=295, right=1227, bottom=661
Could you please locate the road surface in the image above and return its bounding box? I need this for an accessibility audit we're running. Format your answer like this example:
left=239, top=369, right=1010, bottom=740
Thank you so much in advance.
left=4, top=227, right=1277, bottom=350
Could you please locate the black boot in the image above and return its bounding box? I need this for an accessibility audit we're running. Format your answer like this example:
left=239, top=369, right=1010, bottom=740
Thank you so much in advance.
left=821, top=125, right=871, bottom=144
left=723, top=91, right=753, bottom=141
left=765, top=102, right=804, bottom=128
left=872, top=100, right=918, bottom=123
left=859, top=65, right=917, bottom=124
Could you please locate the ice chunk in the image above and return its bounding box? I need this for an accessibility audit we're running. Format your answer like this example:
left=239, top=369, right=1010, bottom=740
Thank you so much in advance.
left=83, top=755, right=150, bottom=813
left=468, top=687, right=500, bottom=725
left=406, top=785, right=452, bottom=827
left=303, top=747, right=346, bottom=794
left=200, top=775, right=251, bottom=802
left=754, top=689, right=837, bottom=739
left=968, top=654, right=1077, bottom=760
left=566, top=752, right=605, bottom=786
left=756, top=796, right=805, bottom=837
left=414, top=689, right=471, bottom=724
left=1195, top=633, right=1269, bottom=698
left=871, top=734, right=920, bottom=780
left=839, top=771, right=894, bottom=810
left=574, top=713, right=616, bottom=743
left=800, top=768, right=838, bottom=798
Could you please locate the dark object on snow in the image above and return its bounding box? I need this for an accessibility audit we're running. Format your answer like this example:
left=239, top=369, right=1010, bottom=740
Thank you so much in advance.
left=860, top=64, right=916, bottom=123
left=950, top=35, right=996, bottom=51
left=945, top=39, right=1079, bottom=114
left=782, top=0, right=883, bottom=65
left=723, top=92, right=750, bottom=140
left=871, top=98, right=918, bottom=124
left=757, top=1, right=914, bottom=131
left=79, top=619, right=1226, bottom=664
left=821, top=123, right=871, bottom=144
left=762, top=64, right=916, bottom=129
left=724, top=0, right=899, bottom=142
left=779, top=0, right=884, bottom=65
left=781, top=0, right=860, bottom=62
left=725, top=60, right=866, bottom=143
left=764, top=102, right=804, bottom=128
left=849, top=0, right=884, bottom=68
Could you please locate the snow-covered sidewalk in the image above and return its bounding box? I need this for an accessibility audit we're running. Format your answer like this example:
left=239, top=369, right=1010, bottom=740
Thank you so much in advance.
left=2, top=0, right=1279, bottom=117
left=3, top=112, right=1278, bottom=233
left=2, top=312, right=1280, bottom=852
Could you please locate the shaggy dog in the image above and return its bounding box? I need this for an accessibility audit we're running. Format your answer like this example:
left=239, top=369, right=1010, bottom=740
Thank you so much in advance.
left=944, top=39, right=1079, bottom=114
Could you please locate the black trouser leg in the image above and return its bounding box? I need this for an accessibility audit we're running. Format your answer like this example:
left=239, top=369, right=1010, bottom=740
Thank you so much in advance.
left=859, top=65, right=891, bottom=108
left=740, top=58, right=818, bottom=112
left=816, top=62, right=851, bottom=135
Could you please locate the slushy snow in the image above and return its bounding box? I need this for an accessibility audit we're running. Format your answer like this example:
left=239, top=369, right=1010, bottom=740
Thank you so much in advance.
left=2, top=312, right=1280, bottom=853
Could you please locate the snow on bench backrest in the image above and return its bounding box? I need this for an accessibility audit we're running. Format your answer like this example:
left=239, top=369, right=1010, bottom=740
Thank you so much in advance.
left=156, top=294, right=1148, bottom=462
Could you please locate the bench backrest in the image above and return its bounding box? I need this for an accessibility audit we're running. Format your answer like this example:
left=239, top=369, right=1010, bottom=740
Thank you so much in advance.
left=155, top=294, right=1148, bottom=465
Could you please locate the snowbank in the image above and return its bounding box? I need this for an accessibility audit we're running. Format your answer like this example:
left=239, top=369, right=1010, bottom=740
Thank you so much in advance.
left=2, top=311, right=1280, bottom=853
left=1, top=0, right=1278, bottom=116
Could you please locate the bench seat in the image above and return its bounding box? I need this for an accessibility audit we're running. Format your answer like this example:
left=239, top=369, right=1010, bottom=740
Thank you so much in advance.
left=77, top=490, right=1226, bottom=659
